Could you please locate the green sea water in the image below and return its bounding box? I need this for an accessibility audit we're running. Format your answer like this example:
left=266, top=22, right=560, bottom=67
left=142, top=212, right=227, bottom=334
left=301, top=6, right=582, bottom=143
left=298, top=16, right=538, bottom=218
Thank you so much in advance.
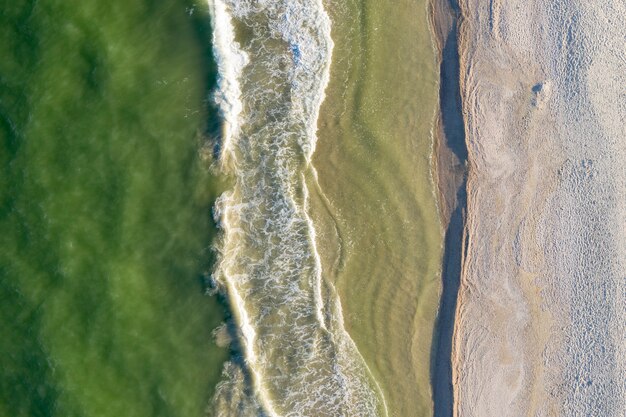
left=0, top=1, right=228, bottom=416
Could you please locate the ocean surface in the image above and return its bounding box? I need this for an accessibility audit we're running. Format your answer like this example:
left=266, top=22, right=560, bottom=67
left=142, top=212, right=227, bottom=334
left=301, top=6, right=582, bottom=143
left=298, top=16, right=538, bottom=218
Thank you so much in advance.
left=0, top=1, right=228, bottom=416
left=1, top=0, right=442, bottom=415
left=3, top=0, right=623, bottom=416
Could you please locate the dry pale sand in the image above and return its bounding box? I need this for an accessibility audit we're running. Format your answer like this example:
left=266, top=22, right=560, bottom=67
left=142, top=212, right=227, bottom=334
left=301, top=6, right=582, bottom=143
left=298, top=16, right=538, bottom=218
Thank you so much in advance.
left=453, top=0, right=626, bottom=416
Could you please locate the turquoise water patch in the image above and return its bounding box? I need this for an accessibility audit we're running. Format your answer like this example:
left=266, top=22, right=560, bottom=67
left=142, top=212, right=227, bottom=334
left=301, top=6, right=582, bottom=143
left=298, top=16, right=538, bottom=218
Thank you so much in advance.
left=0, top=1, right=227, bottom=416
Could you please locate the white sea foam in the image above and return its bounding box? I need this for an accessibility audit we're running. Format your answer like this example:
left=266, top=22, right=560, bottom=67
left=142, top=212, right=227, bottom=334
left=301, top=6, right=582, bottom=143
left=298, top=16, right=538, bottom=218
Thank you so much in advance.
left=207, top=0, right=384, bottom=415
left=208, top=1, right=277, bottom=414
left=207, top=0, right=248, bottom=168
left=213, top=191, right=279, bottom=416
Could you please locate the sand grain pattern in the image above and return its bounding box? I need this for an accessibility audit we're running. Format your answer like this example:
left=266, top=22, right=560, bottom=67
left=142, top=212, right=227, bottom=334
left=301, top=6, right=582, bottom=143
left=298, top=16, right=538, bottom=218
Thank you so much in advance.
left=453, top=0, right=626, bottom=416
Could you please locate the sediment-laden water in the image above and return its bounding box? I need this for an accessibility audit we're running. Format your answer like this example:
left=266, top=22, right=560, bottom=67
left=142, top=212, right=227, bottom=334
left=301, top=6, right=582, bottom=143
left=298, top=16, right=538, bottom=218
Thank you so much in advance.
left=313, top=1, right=442, bottom=416
left=208, top=0, right=387, bottom=415
left=207, top=0, right=442, bottom=415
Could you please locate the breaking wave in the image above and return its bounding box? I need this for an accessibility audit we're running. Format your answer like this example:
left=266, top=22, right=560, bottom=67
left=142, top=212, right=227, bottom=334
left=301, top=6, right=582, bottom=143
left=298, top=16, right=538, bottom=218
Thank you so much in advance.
left=207, top=0, right=387, bottom=415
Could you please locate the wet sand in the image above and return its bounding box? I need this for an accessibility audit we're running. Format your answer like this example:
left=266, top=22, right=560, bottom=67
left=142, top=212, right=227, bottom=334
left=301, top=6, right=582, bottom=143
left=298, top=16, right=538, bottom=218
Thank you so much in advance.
left=429, top=1, right=467, bottom=416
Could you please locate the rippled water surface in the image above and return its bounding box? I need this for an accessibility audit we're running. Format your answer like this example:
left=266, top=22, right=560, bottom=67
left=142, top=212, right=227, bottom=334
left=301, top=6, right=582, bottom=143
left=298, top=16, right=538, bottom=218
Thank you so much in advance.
left=0, top=2, right=228, bottom=416
left=1, top=0, right=444, bottom=415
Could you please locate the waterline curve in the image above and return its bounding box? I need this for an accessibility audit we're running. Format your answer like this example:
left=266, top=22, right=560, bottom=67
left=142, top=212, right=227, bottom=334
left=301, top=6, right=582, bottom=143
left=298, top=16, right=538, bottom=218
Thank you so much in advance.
left=207, top=0, right=386, bottom=414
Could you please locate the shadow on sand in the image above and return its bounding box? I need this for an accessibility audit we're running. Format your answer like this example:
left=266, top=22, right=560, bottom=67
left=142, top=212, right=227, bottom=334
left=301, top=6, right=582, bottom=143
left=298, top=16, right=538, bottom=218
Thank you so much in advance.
left=431, top=1, right=468, bottom=416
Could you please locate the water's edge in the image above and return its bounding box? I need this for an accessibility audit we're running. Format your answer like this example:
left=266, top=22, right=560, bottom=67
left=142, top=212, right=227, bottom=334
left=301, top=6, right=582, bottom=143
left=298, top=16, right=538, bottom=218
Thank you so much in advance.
left=429, top=0, right=467, bottom=416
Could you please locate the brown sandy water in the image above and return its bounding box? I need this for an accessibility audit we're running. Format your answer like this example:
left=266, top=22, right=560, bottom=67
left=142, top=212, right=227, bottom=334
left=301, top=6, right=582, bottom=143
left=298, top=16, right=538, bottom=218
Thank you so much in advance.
left=310, top=0, right=443, bottom=415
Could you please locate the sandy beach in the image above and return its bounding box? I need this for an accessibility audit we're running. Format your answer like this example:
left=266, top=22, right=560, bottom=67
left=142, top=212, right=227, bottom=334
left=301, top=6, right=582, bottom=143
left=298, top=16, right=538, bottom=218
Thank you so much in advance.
left=453, top=0, right=626, bottom=415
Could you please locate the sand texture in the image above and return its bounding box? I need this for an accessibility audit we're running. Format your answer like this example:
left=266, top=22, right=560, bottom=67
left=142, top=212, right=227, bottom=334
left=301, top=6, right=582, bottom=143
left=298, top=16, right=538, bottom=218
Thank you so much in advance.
left=453, top=0, right=626, bottom=416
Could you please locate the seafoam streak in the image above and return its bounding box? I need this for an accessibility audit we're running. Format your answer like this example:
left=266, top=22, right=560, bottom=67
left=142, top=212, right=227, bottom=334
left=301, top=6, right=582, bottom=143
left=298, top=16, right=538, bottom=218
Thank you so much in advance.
left=207, top=0, right=386, bottom=415
left=207, top=3, right=275, bottom=414
left=207, top=0, right=248, bottom=169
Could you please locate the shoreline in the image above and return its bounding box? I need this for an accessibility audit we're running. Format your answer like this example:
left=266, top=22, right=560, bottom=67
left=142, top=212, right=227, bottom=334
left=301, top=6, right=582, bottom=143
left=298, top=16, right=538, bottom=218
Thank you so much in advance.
left=429, top=0, right=467, bottom=416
